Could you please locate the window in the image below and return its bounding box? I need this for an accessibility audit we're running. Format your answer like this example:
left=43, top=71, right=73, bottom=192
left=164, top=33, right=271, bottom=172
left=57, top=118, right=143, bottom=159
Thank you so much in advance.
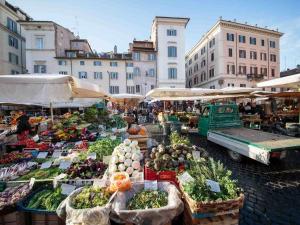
left=194, top=64, right=198, bottom=72
left=8, top=52, right=18, bottom=65
left=228, top=83, right=234, bottom=87
left=168, top=46, right=177, bottom=57
left=194, top=53, right=198, bottom=60
left=148, top=69, right=155, bottom=77
left=270, top=41, right=276, bottom=48
left=167, top=29, right=177, bottom=36
left=250, top=37, right=256, bottom=45
left=168, top=68, right=177, bottom=79
left=127, top=86, right=135, bottom=94
left=34, top=65, right=46, bottom=73
left=136, top=85, right=140, bottom=93
left=110, top=72, right=118, bottom=79
left=201, top=59, right=206, bottom=68
left=209, top=38, right=215, bottom=48
left=201, top=71, right=206, bottom=82
left=250, top=51, right=257, bottom=60
left=126, top=62, right=133, bottom=67
left=210, top=85, right=215, bottom=89
left=80, top=61, right=85, bottom=65
left=201, top=47, right=206, bottom=55
left=239, top=65, right=247, bottom=74
left=110, top=86, right=119, bottom=94
left=133, top=52, right=140, bottom=61
left=189, top=59, right=192, bottom=65
left=261, top=68, right=267, bottom=76
left=93, top=61, right=101, bottom=66
left=261, top=39, right=265, bottom=46
left=8, top=36, right=18, bottom=49
left=110, top=61, right=118, bottom=67
left=209, top=68, right=215, bottom=78
left=58, top=60, right=67, bottom=66
left=239, top=50, right=246, bottom=58
left=211, top=53, right=214, bottom=61
left=7, top=17, right=17, bottom=33
left=227, top=65, right=235, bottom=74
left=194, top=76, right=198, bottom=85
left=240, top=84, right=246, bottom=87
left=94, top=72, right=102, bottom=79
left=35, top=37, right=44, bottom=49
left=126, top=72, right=134, bottom=80
left=250, top=67, right=258, bottom=75
left=271, top=87, right=276, bottom=92
left=239, top=35, right=246, bottom=43
left=271, top=68, right=275, bottom=77
left=151, top=85, right=155, bottom=90
left=66, top=52, right=76, bottom=58
left=228, top=48, right=233, bottom=57
left=270, top=54, right=276, bottom=62
left=148, top=53, right=155, bottom=61
left=260, top=53, right=267, bottom=61
left=59, top=71, right=67, bottom=75
left=133, top=67, right=140, bottom=76
left=78, top=71, right=87, bottom=79
left=11, top=70, right=19, bottom=75
left=227, top=33, right=234, bottom=41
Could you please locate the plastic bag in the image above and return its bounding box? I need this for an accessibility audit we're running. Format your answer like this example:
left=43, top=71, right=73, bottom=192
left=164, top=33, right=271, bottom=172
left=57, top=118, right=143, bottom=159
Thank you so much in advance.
left=109, top=172, right=132, bottom=192
left=111, top=182, right=183, bottom=225
left=56, top=187, right=111, bottom=225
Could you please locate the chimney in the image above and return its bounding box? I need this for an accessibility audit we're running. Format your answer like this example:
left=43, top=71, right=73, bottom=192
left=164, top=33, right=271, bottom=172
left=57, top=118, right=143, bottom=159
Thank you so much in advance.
left=114, top=45, right=117, bottom=54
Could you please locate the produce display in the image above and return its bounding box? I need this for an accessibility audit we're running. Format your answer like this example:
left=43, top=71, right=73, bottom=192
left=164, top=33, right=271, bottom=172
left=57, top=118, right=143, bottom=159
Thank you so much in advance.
left=88, top=138, right=121, bottom=160
left=0, top=183, right=32, bottom=210
left=0, top=162, right=35, bottom=181
left=109, top=139, right=142, bottom=177
left=182, top=158, right=240, bottom=201
left=127, top=190, right=168, bottom=210
left=66, top=159, right=107, bottom=179
left=71, top=186, right=111, bottom=209
left=26, top=187, right=66, bottom=211
left=107, top=115, right=127, bottom=129
left=0, top=152, right=32, bottom=165
left=170, top=131, right=191, bottom=146
left=17, top=167, right=62, bottom=181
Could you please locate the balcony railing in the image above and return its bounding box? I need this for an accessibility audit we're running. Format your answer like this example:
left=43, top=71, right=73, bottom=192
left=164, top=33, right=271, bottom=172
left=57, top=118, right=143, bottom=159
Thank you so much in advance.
left=246, top=73, right=265, bottom=81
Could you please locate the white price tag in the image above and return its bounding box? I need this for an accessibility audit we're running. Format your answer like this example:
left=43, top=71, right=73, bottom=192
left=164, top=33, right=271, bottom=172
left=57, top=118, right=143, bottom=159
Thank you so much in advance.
left=192, top=151, right=200, bottom=160
left=59, top=160, right=72, bottom=170
left=144, top=180, right=158, bottom=191
left=206, top=179, right=221, bottom=192
left=178, top=172, right=195, bottom=185
left=93, top=179, right=107, bottom=188
left=61, top=183, right=76, bottom=195
left=103, top=155, right=112, bottom=164
left=110, top=135, right=117, bottom=140
left=40, top=161, right=52, bottom=169
left=27, top=161, right=37, bottom=167
left=53, top=173, right=67, bottom=188
left=52, top=150, right=62, bottom=158
left=87, top=152, right=97, bottom=160
left=32, top=135, right=39, bottom=142
left=29, top=178, right=35, bottom=186
left=37, top=152, right=48, bottom=159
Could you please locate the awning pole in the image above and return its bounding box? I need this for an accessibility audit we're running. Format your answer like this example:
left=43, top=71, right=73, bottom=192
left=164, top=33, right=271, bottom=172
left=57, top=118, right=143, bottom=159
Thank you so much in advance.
left=50, top=102, right=54, bottom=124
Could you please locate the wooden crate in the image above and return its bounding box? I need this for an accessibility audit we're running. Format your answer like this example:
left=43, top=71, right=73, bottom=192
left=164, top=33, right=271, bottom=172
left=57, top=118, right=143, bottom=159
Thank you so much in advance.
left=0, top=211, right=25, bottom=225
left=24, top=213, right=65, bottom=225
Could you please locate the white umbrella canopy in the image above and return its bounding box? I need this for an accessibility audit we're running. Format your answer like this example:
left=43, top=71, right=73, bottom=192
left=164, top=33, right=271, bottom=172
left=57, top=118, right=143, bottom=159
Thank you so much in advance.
left=220, top=87, right=261, bottom=94
left=110, top=93, right=144, bottom=101
left=257, top=73, right=300, bottom=89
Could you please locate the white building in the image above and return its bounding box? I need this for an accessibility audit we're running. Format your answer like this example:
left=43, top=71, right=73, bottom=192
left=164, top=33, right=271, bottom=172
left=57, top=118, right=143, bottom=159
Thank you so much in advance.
left=0, top=0, right=30, bottom=75
left=185, top=18, right=283, bottom=91
left=151, top=16, right=189, bottom=88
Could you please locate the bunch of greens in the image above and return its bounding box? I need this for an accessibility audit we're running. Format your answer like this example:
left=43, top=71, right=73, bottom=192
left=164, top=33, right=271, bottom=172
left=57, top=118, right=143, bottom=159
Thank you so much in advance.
left=88, top=138, right=121, bottom=160
left=127, top=190, right=168, bottom=210
left=170, top=131, right=191, bottom=146
left=71, top=186, right=111, bottom=209
left=27, top=187, right=66, bottom=211
left=84, top=106, right=99, bottom=123
left=183, top=158, right=240, bottom=202
left=107, top=115, right=127, bottom=129
left=17, top=167, right=62, bottom=181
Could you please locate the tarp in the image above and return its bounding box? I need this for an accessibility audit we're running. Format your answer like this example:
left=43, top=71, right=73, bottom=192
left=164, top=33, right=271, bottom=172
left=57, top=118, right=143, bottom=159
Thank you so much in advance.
left=109, top=94, right=144, bottom=103
left=257, top=73, right=300, bottom=89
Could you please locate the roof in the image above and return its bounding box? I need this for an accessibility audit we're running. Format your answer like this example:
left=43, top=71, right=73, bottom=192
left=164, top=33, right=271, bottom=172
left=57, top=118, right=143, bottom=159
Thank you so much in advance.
left=4, top=1, right=31, bottom=20
left=19, top=20, right=74, bottom=35
left=280, top=67, right=300, bottom=77
left=153, top=16, right=190, bottom=27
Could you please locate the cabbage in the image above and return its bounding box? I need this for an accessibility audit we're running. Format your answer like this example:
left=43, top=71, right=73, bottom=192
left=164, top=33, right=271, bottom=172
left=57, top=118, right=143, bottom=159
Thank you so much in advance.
left=111, top=155, right=119, bottom=164
left=125, top=152, right=132, bottom=159
left=132, top=161, right=140, bottom=170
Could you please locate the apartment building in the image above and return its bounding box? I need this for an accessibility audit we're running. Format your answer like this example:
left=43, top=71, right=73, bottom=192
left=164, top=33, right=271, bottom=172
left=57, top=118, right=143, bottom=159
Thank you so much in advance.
left=151, top=16, right=189, bottom=88
left=0, top=0, right=30, bottom=75
left=19, top=20, right=76, bottom=74
left=185, top=18, right=283, bottom=91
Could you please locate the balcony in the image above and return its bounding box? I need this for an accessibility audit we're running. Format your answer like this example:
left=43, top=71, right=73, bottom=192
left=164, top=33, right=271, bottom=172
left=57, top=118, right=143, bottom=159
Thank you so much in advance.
left=246, top=73, right=265, bottom=81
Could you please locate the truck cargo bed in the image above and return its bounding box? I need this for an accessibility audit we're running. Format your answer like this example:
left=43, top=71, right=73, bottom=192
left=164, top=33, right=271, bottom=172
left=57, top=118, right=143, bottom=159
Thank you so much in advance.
left=211, top=127, right=300, bottom=151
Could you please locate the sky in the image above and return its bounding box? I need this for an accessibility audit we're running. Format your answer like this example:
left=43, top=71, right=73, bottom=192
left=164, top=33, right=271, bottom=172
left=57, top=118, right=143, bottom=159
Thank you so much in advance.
left=9, top=0, right=300, bottom=71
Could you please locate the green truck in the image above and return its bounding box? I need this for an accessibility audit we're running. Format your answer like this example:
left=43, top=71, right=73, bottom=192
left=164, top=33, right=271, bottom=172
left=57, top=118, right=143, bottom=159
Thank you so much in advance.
left=198, top=104, right=300, bottom=165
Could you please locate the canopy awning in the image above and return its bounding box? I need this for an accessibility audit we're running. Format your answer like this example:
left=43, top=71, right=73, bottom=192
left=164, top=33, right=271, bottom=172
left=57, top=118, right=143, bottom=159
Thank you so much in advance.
left=257, top=73, right=300, bottom=89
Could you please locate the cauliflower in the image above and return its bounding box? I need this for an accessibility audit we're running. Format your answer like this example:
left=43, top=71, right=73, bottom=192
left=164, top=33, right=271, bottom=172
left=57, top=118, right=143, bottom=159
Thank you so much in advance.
left=132, top=161, right=140, bottom=170
left=124, top=139, right=131, bottom=146
left=111, top=155, right=119, bottom=164
left=118, top=155, right=125, bottom=162
left=131, top=153, right=140, bottom=161
left=124, top=158, right=132, bottom=167
left=125, top=152, right=132, bottom=159
left=132, top=170, right=140, bottom=178
left=109, top=164, right=117, bottom=174
left=126, top=167, right=133, bottom=175
left=124, top=146, right=131, bottom=153
left=118, top=163, right=126, bottom=171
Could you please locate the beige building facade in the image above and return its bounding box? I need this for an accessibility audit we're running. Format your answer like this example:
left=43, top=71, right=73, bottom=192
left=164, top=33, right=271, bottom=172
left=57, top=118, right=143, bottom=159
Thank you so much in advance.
left=185, top=19, right=283, bottom=91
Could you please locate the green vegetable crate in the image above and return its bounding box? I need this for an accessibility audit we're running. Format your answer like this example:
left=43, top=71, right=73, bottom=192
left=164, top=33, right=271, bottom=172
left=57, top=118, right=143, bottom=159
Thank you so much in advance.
left=180, top=184, right=244, bottom=225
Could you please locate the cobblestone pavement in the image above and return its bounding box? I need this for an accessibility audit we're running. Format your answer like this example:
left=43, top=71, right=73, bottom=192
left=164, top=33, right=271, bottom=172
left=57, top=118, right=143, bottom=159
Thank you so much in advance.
left=187, top=133, right=300, bottom=225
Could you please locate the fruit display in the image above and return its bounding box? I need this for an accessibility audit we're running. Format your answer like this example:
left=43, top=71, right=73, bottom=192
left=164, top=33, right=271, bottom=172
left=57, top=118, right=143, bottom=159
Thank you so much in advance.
left=109, top=172, right=132, bottom=192
left=182, top=158, right=240, bottom=202
left=0, top=152, right=32, bottom=165
left=26, top=187, right=67, bottom=211
left=88, top=138, right=121, bottom=160
left=17, top=167, right=62, bottom=181
left=170, top=131, right=191, bottom=146
left=145, top=144, right=196, bottom=171
left=66, top=159, right=107, bottom=179
left=127, top=190, right=168, bottom=210
left=109, top=139, right=142, bottom=177
left=0, top=162, right=36, bottom=181
left=71, top=186, right=111, bottom=209
left=0, top=183, right=33, bottom=210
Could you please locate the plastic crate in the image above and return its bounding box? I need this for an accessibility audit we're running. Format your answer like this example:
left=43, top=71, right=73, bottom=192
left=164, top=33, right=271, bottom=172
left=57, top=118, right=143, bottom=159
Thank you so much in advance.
left=144, top=166, right=179, bottom=186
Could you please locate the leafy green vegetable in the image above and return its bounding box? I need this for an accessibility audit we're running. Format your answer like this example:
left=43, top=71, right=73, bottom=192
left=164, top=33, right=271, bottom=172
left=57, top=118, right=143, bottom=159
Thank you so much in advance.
left=88, top=138, right=121, bottom=160
left=71, top=186, right=111, bottom=209
left=127, top=190, right=168, bottom=210
left=170, top=131, right=191, bottom=146
left=107, top=115, right=127, bottom=129
left=183, top=158, right=240, bottom=202
left=17, top=167, right=62, bottom=181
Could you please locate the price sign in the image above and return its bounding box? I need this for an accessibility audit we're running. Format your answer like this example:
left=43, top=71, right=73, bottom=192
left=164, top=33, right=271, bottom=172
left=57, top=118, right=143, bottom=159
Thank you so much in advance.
left=192, top=151, right=200, bottom=160
left=93, top=179, right=107, bottom=188
left=61, top=183, right=76, bottom=195
left=29, top=178, right=35, bottom=186
left=87, top=152, right=97, bottom=160
left=59, top=160, right=72, bottom=170
left=53, top=174, right=67, bottom=188
left=37, top=152, right=48, bottom=159
left=178, top=172, right=195, bottom=185
left=206, top=179, right=221, bottom=193
left=52, top=150, right=62, bottom=158
left=103, top=155, right=112, bottom=165
left=110, top=135, right=117, bottom=140
left=144, top=180, right=158, bottom=191
left=40, top=161, right=52, bottom=169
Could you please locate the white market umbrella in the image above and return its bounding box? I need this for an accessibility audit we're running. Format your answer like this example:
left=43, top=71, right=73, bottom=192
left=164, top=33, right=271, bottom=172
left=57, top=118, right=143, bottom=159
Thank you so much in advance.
left=257, top=73, right=300, bottom=89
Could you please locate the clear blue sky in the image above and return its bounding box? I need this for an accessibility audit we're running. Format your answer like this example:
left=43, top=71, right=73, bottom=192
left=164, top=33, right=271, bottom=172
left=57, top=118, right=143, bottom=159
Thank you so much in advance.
left=9, top=0, right=300, bottom=71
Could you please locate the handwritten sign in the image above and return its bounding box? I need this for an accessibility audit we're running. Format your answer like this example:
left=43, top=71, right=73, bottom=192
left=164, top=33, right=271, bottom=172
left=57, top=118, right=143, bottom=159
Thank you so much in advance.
left=59, top=160, right=72, bottom=170
left=206, top=179, right=221, bottom=192
left=29, top=178, right=35, bottom=186
left=40, top=161, right=52, bottom=169
left=192, top=151, right=200, bottom=160
left=87, top=152, right=97, bottom=160
left=93, top=179, right=107, bottom=188
left=61, top=183, right=76, bottom=195
left=103, top=155, right=112, bottom=165
left=178, top=172, right=195, bottom=185
left=144, top=180, right=158, bottom=191
left=52, top=150, right=62, bottom=158
left=37, top=152, right=48, bottom=159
